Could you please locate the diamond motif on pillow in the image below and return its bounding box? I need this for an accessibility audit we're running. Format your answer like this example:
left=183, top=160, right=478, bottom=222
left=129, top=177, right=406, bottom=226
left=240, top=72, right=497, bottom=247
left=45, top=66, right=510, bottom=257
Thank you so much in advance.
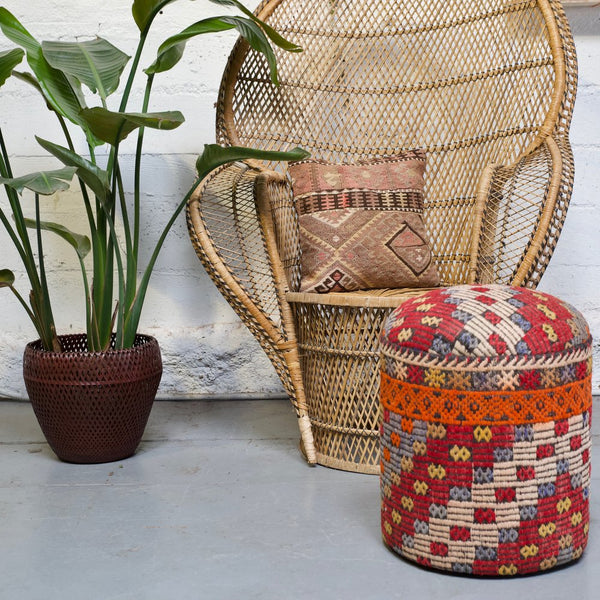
left=385, top=223, right=432, bottom=276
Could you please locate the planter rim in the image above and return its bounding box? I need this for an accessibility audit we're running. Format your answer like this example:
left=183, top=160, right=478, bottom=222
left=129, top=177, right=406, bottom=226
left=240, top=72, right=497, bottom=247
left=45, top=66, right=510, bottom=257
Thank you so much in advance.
left=25, top=333, right=159, bottom=358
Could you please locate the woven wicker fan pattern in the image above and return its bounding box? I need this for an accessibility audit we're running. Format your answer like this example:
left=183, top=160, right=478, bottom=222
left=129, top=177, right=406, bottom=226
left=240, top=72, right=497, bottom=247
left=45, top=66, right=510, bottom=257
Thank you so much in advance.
left=187, top=0, right=577, bottom=472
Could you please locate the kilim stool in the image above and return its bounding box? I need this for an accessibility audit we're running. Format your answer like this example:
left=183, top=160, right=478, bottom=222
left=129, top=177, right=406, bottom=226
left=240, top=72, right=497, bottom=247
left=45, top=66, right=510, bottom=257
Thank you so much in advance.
left=379, top=285, right=592, bottom=576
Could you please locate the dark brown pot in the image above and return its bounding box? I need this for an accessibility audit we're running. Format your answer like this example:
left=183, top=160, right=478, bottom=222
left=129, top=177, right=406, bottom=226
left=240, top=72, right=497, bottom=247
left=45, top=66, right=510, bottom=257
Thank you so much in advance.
left=23, top=334, right=162, bottom=464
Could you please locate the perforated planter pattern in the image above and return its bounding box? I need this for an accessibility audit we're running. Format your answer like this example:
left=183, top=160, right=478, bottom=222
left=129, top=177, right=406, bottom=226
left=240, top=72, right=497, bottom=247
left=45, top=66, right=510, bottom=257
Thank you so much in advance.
left=379, top=285, right=592, bottom=575
left=23, top=334, right=162, bottom=464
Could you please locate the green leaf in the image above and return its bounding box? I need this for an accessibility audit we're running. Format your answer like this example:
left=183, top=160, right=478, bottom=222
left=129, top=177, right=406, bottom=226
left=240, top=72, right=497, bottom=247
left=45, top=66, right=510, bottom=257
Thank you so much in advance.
left=79, top=107, right=185, bottom=145
left=0, top=8, right=38, bottom=54
left=144, top=1, right=300, bottom=78
left=145, top=43, right=185, bottom=76
left=0, top=167, right=77, bottom=195
left=221, top=17, right=279, bottom=84
left=196, top=144, right=310, bottom=180
left=0, top=47, right=24, bottom=87
left=149, top=15, right=280, bottom=82
left=42, top=38, right=130, bottom=100
left=13, top=69, right=43, bottom=92
left=132, top=0, right=177, bottom=32
left=36, top=137, right=111, bottom=201
left=0, top=269, right=15, bottom=288
left=22, top=218, right=91, bottom=260
left=146, top=17, right=237, bottom=75
left=0, top=8, right=86, bottom=128
left=209, top=0, right=302, bottom=53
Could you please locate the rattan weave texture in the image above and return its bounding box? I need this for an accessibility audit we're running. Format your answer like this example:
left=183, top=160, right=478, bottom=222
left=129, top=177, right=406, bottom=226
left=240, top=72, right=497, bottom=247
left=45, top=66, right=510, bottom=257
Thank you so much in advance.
left=187, top=0, right=577, bottom=472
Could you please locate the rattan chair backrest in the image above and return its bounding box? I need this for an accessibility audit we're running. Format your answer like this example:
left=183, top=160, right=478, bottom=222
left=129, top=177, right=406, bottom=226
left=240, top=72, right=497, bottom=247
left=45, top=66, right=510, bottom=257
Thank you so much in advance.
left=215, top=0, right=575, bottom=285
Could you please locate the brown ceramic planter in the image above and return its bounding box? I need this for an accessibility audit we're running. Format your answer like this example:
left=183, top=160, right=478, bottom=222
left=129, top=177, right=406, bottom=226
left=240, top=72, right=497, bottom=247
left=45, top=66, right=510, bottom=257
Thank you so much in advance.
left=23, top=334, right=162, bottom=464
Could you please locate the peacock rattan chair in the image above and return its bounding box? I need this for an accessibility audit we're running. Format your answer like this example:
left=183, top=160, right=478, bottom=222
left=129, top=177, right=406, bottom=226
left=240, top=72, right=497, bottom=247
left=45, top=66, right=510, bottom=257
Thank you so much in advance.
left=187, top=0, right=577, bottom=473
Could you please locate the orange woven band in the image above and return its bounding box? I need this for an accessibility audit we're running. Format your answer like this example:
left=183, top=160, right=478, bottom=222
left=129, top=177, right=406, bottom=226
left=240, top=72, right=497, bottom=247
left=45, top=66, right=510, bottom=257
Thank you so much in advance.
left=380, top=372, right=592, bottom=426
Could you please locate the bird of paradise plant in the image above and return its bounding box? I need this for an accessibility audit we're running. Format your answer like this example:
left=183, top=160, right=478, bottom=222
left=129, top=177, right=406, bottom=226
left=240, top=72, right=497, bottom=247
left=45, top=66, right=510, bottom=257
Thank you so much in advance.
left=0, top=0, right=307, bottom=352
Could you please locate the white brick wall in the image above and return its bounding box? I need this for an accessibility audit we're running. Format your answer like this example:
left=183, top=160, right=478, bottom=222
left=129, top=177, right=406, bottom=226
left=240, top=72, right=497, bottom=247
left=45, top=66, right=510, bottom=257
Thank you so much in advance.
left=0, top=1, right=598, bottom=399
left=540, top=7, right=600, bottom=394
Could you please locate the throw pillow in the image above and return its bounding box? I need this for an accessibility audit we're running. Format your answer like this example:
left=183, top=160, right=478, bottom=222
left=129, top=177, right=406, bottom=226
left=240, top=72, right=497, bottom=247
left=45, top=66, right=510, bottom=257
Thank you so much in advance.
left=289, top=152, right=440, bottom=293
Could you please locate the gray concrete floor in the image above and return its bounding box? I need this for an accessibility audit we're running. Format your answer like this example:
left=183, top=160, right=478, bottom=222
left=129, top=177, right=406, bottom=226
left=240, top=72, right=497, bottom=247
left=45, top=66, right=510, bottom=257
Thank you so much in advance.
left=0, top=399, right=598, bottom=600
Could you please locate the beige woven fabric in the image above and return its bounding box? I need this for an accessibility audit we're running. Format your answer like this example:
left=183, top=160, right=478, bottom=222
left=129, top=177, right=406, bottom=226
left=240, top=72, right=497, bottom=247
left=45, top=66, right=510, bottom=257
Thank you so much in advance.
left=187, top=0, right=577, bottom=472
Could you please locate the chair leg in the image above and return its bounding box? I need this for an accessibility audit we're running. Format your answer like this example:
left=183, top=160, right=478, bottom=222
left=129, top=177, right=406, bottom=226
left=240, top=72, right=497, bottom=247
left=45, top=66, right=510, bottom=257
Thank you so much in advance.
left=282, top=344, right=317, bottom=465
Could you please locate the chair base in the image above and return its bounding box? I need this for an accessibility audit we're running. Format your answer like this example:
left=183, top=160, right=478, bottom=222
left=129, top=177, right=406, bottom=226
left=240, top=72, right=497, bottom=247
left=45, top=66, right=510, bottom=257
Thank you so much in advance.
left=299, top=436, right=380, bottom=474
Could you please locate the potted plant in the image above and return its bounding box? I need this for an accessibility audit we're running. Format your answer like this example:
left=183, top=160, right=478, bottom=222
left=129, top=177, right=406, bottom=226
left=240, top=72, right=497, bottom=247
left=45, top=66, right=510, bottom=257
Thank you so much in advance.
left=0, top=0, right=307, bottom=463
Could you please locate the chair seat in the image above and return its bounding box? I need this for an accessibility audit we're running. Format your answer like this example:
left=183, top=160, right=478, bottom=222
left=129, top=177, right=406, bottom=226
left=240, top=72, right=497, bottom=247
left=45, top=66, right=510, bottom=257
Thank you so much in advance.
left=286, top=287, right=439, bottom=308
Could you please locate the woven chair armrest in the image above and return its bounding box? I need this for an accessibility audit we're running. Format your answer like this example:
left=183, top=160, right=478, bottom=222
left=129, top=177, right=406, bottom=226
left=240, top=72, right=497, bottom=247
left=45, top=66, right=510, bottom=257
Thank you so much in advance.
left=255, top=169, right=302, bottom=293
left=187, top=161, right=291, bottom=353
left=186, top=161, right=316, bottom=462
left=469, top=134, right=574, bottom=288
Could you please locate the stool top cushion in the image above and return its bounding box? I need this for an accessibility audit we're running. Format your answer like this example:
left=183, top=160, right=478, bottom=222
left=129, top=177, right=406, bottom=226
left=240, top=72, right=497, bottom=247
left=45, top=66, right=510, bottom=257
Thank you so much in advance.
left=379, top=284, right=592, bottom=430
left=382, top=285, right=591, bottom=360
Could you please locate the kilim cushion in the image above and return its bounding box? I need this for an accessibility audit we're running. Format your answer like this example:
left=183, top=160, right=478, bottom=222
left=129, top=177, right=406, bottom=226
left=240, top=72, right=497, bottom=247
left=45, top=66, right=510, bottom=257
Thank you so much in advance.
left=379, top=285, right=592, bottom=576
left=288, top=152, right=440, bottom=293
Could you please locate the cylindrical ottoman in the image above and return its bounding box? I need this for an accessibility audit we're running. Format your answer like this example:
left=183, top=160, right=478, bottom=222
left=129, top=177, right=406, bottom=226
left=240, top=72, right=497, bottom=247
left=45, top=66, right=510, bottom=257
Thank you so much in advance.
left=379, top=285, right=592, bottom=576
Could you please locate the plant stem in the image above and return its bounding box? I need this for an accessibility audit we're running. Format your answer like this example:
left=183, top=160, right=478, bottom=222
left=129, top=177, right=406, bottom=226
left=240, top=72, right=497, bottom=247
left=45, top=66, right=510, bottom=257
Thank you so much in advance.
left=34, top=193, right=57, bottom=350
left=102, top=21, right=151, bottom=186
left=118, top=33, right=148, bottom=114
left=97, top=5, right=170, bottom=347
left=0, top=129, right=35, bottom=257
left=96, top=31, right=152, bottom=340
left=57, top=114, right=75, bottom=152
left=0, top=128, right=14, bottom=178
left=0, top=128, right=48, bottom=338
left=102, top=148, right=127, bottom=349
left=57, top=114, right=97, bottom=236
left=77, top=254, right=92, bottom=344
left=115, top=162, right=133, bottom=259
left=134, top=73, right=155, bottom=259
left=55, top=114, right=100, bottom=348
left=115, top=162, right=138, bottom=320
left=0, top=206, right=26, bottom=263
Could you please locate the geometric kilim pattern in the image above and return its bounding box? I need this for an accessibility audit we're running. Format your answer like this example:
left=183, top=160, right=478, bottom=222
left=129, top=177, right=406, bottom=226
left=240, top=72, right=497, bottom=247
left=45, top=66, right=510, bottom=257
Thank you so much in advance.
left=288, top=152, right=440, bottom=293
left=381, top=285, right=592, bottom=361
left=380, top=374, right=593, bottom=427
left=381, top=354, right=593, bottom=393
left=380, top=409, right=592, bottom=576
left=379, top=284, right=593, bottom=575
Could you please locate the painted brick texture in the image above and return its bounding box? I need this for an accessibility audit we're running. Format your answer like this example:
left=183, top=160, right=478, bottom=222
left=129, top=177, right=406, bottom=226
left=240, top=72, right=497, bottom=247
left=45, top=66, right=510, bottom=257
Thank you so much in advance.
left=0, top=2, right=598, bottom=399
